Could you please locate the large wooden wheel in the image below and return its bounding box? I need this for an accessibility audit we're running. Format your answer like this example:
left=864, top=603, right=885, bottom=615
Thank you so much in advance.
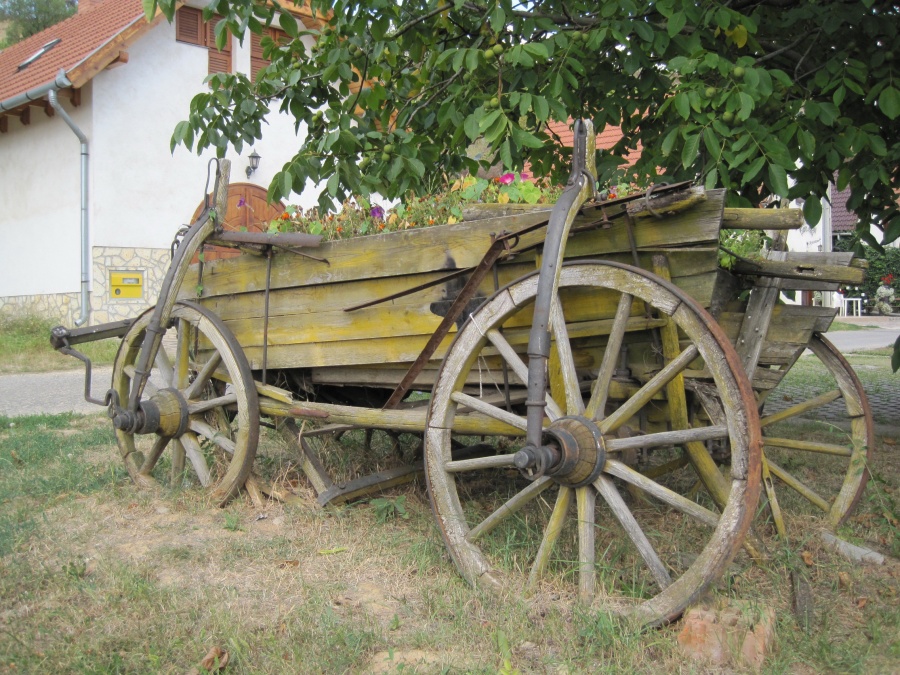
left=425, top=261, right=761, bottom=626
left=759, top=332, right=874, bottom=529
left=112, top=301, right=259, bottom=505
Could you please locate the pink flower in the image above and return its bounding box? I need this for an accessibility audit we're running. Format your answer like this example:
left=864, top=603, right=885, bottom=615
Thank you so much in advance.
left=520, top=173, right=530, bottom=180
left=497, top=172, right=515, bottom=185
left=370, top=205, right=385, bottom=220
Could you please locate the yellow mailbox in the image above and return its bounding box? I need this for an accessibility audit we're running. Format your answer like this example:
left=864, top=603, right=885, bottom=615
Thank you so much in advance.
left=110, top=271, right=144, bottom=299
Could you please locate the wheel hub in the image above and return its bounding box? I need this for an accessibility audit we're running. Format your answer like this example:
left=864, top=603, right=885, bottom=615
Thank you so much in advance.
left=111, top=388, right=190, bottom=438
left=513, top=416, right=607, bottom=488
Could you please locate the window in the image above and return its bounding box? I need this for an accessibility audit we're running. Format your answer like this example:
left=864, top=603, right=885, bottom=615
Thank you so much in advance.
left=251, top=28, right=288, bottom=81
left=175, top=7, right=232, bottom=76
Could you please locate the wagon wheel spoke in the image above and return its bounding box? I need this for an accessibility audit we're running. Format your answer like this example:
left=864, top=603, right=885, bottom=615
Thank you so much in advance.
left=595, top=475, right=672, bottom=589
left=183, top=352, right=222, bottom=400
left=187, top=393, right=238, bottom=416
left=112, top=302, right=259, bottom=505
left=485, top=328, right=563, bottom=420
left=174, top=317, right=191, bottom=389
left=603, top=459, right=719, bottom=527
left=599, top=344, right=699, bottom=435
left=178, top=432, right=212, bottom=487
left=138, top=434, right=170, bottom=476
left=758, top=333, right=874, bottom=528
left=154, top=346, right=175, bottom=387
left=466, top=477, right=553, bottom=542
left=426, top=262, right=759, bottom=627
left=451, top=391, right=526, bottom=431
left=190, top=418, right=238, bottom=454
left=765, top=457, right=831, bottom=513
left=586, top=292, right=633, bottom=420
left=528, top=486, right=573, bottom=589
left=605, top=425, right=729, bottom=453
left=124, top=364, right=160, bottom=396
left=759, top=389, right=842, bottom=428
left=576, top=485, right=597, bottom=602
left=550, top=296, right=584, bottom=415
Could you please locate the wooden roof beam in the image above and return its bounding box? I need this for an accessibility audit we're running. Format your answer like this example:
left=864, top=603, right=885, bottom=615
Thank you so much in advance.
left=104, top=51, right=130, bottom=70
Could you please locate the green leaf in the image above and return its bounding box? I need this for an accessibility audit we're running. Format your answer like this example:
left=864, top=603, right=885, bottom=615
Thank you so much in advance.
left=704, top=166, right=718, bottom=190
left=500, top=139, right=512, bottom=172
left=490, top=6, right=505, bottom=33
left=329, top=171, right=345, bottom=197
left=533, top=96, right=550, bottom=122
left=878, top=86, right=900, bottom=120
left=511, top=125, right=544, bottom=149
left=802, top=196, right=822, bottom=226
left=522, top=42, right=549, bottom=60
left=702, top=126, right=720, bottom=160
left=404, top=156, right=425, bottom=178
left=738, top=92, right=753, bottom=120
left=661, top=126, right=679, bottom=157
left=768, top=163, right=789, bottom=197
left=681, top=133, right=700, bottom=168
left=743, top=156, right=766, bottom=182
left=674, top=92, right=690, bottom=120
left=667, top=11, right=686, bottom=37
left=464, top=114, right=480, bottom=141
left=478, top=109, right=501, bottom=132
left=279, top=11, right=299, bottom=38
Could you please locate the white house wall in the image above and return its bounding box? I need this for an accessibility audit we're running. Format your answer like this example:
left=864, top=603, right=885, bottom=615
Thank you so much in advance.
left=1, top=15, right=317, bottom=325
left=0, top=86, right=92, bottom=298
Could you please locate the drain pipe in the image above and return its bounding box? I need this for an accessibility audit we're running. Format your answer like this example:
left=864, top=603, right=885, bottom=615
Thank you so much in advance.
left=48, top=86, right=91, bottom=326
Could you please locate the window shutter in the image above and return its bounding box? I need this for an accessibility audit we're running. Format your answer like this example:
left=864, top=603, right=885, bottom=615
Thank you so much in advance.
left=175, top=7, right=203, bottom=45
left=250, top=31, right=267, bottom=81
left=250, top=29, right=288, bottom=81
left=206, top=15, right=232, bottom=74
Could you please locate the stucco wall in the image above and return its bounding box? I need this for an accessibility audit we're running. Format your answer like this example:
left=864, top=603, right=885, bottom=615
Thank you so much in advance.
left=0, top=87, right=92, bottom=298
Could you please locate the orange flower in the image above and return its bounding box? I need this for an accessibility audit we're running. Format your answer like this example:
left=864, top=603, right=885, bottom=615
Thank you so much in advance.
left=336, top=226, right=343, bottom=233
left=281, top=212, right=290, bottom=220
left=378, top=223, right=385, bottom=230
left=428, top=218, right=435, bottom=225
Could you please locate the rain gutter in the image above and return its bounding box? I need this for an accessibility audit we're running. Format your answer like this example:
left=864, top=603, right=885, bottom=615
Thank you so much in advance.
left=47, top=82, right=91, bottom=326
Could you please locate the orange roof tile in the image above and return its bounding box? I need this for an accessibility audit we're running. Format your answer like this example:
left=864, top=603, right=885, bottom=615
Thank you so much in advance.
left=0, top=0, right=158, bottom=107
left=546, top=119, right=641, bottom=166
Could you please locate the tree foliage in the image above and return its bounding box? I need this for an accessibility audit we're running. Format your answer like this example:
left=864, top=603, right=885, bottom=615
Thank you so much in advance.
left=0, top=0, right=76, bottom=47
left=150, top=0, right=900, bottom=244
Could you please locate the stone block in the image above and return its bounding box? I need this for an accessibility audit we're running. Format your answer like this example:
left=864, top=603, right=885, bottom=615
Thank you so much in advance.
left=677, top=602, right=776, bottom=670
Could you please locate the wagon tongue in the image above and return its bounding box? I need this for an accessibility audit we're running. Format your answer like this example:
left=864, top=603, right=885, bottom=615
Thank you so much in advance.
left=513, top=416, right=607, bottom=488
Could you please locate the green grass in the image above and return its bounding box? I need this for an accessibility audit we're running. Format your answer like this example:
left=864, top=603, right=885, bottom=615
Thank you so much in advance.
left=0, top=411, right=898, bottom=673
left=828, top=320, right=873, bottom=332
left=0, top=313, right=120, bottom=374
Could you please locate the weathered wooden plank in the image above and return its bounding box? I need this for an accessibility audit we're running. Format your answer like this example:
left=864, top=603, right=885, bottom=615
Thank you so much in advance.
left=182, top=190, right=726, bottom=300
left=218, top=270, right=717, bottom=352
left=721, top=207, right=803, bottom=230
left=731, top=257, right=866, bottom=285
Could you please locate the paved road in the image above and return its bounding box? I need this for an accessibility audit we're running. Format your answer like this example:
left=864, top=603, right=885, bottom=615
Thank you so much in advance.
left=0, top=367, right=113, bottom=417
left=1, top=318, right=897, bottom=418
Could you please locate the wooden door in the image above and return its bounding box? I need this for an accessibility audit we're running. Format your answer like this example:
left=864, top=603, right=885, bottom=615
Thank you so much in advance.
left=190, top=183, right=285, bottom=262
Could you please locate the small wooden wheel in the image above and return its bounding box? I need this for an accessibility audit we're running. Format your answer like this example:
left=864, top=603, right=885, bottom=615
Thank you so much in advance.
left=425, top=261, right=761, bottom=626
left=112, top=301, right=259, bottom=505
left=759, top=332, right=874, bottom=528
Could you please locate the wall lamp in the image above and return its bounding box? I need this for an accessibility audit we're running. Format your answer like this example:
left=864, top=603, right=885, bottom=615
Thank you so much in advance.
left=246, top=150, right=261, bottom=178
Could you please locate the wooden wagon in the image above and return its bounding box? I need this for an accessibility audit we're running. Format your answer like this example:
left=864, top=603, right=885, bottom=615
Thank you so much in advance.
left=52, top=121, right=871, bottom=626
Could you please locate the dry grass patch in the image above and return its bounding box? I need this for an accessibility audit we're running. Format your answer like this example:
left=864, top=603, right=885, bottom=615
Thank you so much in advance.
left=0, top=411, right=898, bottom=673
